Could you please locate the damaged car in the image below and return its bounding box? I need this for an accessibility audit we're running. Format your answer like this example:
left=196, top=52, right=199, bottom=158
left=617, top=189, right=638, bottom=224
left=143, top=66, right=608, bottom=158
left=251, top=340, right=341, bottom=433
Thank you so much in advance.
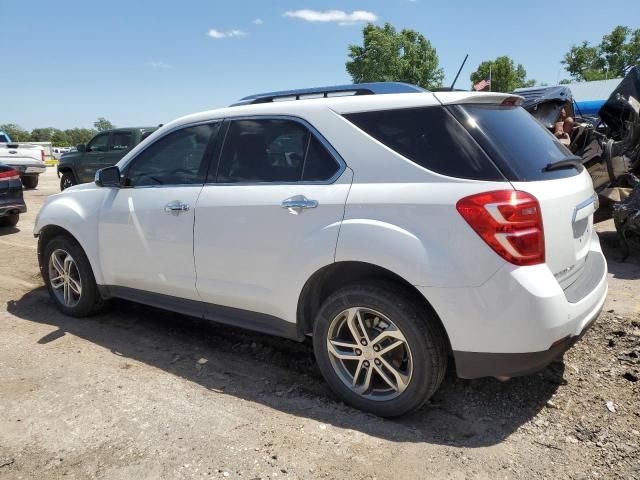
left=515, top=66, right=640, bottom=257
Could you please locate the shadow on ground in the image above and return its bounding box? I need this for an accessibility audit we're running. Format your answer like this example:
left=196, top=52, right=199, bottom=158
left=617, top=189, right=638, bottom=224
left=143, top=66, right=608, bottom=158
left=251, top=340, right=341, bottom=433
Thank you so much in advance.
left=7, top=288, right=564, bottom=448
left=0, top=226, right=20, bottom=236
left=598, top=231, right=640, bottom=280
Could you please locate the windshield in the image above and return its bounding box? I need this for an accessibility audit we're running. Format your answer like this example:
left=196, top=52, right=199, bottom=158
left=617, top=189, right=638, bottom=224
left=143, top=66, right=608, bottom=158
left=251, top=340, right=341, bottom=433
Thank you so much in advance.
left=451, top=104, right=578, bottom=181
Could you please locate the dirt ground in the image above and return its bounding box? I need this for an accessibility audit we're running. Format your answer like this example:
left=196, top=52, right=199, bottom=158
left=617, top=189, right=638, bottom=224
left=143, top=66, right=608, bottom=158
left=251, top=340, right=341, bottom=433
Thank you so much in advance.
left=0, top=168, right=639, bottom=480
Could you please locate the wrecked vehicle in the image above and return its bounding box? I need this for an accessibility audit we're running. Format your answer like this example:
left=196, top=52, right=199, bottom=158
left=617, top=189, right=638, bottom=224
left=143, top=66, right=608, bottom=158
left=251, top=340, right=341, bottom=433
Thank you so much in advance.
left=515, top=67, right=640, bottom=256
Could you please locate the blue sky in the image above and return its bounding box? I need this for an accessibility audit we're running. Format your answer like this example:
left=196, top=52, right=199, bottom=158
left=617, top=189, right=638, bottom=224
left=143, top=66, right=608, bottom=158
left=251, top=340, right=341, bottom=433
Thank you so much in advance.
left=2, top=0, right=639, bottom=130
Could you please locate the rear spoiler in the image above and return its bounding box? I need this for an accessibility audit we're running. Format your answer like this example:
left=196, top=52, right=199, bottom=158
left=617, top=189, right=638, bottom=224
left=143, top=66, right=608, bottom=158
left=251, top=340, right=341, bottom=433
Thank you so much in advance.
left=433, top=92, right=524, bottom=106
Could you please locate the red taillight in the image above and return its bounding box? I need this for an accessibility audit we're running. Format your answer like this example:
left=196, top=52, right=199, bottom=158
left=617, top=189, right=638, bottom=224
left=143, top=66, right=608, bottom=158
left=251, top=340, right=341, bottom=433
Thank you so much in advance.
left=456, top=190, right=545, bottom=266
left=41, top=149, right=45, bottom=162
left=0, top=169, right=20, bottom=181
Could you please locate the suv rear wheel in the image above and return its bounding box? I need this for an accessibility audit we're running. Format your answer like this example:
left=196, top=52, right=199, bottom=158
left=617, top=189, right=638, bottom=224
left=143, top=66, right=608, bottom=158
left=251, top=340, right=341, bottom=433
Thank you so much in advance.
left=313, top=283, right=447, bottom=417
left=42, top=235, right=104, bottom=317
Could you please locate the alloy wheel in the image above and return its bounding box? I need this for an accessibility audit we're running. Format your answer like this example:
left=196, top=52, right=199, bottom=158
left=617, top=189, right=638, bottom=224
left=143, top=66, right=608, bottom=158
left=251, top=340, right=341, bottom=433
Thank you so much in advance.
left=326, top=307, right=413, bottom=401
left=48, top=249, right=82, bottom=307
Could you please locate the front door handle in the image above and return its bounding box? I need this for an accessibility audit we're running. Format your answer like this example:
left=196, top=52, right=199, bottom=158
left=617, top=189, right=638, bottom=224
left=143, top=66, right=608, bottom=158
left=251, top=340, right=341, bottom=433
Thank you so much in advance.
left=164, top=201, right=190, bottom=213
left=281, top=196, right=318, bottom=214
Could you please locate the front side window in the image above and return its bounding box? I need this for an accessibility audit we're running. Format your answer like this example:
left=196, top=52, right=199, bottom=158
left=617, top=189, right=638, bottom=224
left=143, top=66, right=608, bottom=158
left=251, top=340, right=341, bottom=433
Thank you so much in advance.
left=87, top=133, right=109, bottom=153
left=215, top=118, right=340, bottom=183
left=110, top=131, right=133, bottom=151
left=125, top=123, right=219, bottom=187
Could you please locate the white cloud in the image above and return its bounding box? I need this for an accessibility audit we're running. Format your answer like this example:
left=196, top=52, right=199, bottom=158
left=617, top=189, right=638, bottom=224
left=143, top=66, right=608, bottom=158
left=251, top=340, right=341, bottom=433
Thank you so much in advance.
left=284, top=9, right=377, bottom=25
left=206, top=28, right=246, bottom=39
left=147, top=61, right=170, bottom=68
left=252, top=18, right=264, bottom=25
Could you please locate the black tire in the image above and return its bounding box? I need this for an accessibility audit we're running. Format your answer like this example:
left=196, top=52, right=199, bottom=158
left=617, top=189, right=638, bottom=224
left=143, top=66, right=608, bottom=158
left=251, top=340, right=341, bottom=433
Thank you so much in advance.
left=0, top=214, right=19, bottom=227
left=42, top=235, right=104, bottom=317
left=60, top=172, right=76, bottom=191
left=22, top=175, right=39, bottom=189
left=313, top=282, right=448, bottom=417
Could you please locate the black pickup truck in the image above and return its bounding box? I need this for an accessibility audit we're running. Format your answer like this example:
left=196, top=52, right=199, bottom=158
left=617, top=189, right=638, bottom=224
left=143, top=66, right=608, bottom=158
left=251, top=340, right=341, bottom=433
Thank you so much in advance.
left=57, top=127, right=157, bottom=190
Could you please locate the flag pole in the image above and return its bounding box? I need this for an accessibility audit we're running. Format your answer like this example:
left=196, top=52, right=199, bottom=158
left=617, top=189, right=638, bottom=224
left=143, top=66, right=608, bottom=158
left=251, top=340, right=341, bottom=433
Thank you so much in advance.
left=489, top=64, right=492, bottom=92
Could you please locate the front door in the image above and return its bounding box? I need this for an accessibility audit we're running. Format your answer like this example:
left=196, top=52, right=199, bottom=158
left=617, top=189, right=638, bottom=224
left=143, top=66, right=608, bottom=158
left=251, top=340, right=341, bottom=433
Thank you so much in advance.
left=98, top=122, right=221, bottom=301
left=194, top=118, right=352, bottom=325
left=80, top=132, right=110, bottom=183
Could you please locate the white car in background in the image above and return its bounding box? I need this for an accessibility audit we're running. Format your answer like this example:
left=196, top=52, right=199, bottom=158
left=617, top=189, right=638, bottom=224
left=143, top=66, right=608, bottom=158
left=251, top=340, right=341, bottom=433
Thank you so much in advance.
left=0, top=130, right=46, bottom=189
left=34, top=82, right=607, bottom=417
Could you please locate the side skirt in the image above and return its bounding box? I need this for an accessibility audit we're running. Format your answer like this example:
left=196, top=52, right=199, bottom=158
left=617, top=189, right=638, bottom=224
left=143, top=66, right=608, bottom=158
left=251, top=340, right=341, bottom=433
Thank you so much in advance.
left=99, top=285, right=302, bottom=341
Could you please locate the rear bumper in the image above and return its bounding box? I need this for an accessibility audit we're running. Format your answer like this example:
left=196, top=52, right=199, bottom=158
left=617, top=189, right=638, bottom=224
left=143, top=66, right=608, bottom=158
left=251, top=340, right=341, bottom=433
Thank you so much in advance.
left=417, top=230, right=608, bottom=379
left=453, top=304, right=600, bottom=378
left=6, top=162, right=46, bottom=175
left=0, top=202, right=27, bottom=216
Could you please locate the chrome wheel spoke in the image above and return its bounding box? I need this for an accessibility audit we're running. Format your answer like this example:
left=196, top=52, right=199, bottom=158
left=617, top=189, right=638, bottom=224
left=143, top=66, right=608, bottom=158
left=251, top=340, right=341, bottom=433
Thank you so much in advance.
left=327, top=340, right=359, bottom=360
left=51, top=253, right=65, bottom=275
left=50, top=274, right=65, bottom=289
left=377, top=339, right=404, bottom=356
left=345, top=308, right=370, bottom=345
left=372, top=326, right=405, bottom=345
left=67, top=276, right=81, bottom=296
left=353, top=363, right=374, bottom=395
left=376, top=357, right=410, bottom=393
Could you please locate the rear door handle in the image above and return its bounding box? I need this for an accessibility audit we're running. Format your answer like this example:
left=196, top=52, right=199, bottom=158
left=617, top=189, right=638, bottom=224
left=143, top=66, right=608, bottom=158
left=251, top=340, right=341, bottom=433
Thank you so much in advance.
left=164, top=201, right=190, bottom=213
left=281, top=196, right=318, bottom=214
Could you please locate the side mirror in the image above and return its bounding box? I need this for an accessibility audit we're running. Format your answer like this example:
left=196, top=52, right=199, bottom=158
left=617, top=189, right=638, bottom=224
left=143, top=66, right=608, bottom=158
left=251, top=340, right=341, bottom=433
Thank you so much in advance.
left=76, top=144, right=86, bottom=152
left=95, top=166, right=121, bottom=187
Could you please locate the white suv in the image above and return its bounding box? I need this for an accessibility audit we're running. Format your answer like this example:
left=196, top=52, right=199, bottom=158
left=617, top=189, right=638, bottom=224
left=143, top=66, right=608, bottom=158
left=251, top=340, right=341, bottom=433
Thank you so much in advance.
left=35, top=83, right=608, bottom=417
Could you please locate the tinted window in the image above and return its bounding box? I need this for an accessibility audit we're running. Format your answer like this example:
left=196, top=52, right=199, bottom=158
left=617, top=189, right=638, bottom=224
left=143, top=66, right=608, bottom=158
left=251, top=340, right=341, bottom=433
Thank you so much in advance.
left=302, top=136, right=340, bottom=181
left=0, top=134, right=9, bottom=143
left=87, top=133, right=109, bottom=153
left=451, top=105, right=578, bottom=181
left=110, top=131, right=133, bottom=151
left=344, top=106, right=503, bottom=181
left=125, top=123, right=219, bottom=187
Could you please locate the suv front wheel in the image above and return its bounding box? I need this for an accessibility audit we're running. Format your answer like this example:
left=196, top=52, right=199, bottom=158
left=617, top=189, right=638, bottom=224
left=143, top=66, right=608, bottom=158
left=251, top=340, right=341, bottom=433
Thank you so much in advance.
left=42, top=235, right=104, bottom=317
left=313, top=283, right=447, bottom=417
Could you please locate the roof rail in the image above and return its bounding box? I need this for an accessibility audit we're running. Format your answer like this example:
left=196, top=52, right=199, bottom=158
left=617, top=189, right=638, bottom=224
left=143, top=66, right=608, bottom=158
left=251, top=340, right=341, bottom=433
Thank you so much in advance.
left=230, top=82, right=427, bottom=106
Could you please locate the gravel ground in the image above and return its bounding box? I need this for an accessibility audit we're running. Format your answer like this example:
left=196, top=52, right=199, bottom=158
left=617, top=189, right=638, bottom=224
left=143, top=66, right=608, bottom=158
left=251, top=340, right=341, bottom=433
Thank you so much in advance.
left=0, top=168, right=638, bottom=479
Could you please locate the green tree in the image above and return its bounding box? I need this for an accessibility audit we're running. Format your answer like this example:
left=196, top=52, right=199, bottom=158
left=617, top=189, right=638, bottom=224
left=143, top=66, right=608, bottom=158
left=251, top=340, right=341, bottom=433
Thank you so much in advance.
left=0, top=123, right=30, bottom=142
left=51, top=130, right=70, bottom=147
left=470, top=56, right=535, bottom=92
left=562, top=26, right=640, bottom=81
left=346, top=23, right=444, bottom=89
left=65, top=128, right=98, bottom=146
left=29, top=127, right=57, bottom=142
left=93, top=117, right=114, bottom=132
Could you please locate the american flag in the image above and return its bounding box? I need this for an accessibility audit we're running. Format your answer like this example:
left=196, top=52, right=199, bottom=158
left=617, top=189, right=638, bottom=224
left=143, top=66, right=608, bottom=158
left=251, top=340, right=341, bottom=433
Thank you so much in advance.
left=473, top=77, right=491, bottom=91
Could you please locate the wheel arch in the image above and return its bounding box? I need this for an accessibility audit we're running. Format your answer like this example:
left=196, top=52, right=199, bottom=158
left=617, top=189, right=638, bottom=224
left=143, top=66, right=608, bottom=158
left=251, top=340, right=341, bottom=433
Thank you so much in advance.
left=296, top=261, right=452, bottom=352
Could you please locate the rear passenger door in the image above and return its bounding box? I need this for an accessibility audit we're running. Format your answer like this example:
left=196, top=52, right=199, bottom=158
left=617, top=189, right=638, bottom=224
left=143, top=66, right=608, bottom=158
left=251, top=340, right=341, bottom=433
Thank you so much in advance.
left=193, top=117, right=352, bottom=328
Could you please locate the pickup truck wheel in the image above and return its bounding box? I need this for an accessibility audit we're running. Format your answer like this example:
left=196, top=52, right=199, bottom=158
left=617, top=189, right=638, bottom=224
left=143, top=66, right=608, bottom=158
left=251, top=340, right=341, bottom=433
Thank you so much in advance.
left=0, top=214, right=19, bottom=227
left=22, top=175, right=39, bottom=189
left=313, top=282, right=447, bottom=417
left=60, top=173, right=76, bottom=190
left=42, top=235, right=104, bottom=317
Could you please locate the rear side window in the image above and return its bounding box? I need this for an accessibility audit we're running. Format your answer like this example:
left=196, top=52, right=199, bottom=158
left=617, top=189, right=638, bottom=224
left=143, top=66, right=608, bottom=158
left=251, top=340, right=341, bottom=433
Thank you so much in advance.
left=450, top=105, right=578, bottom=181
left=215, top=119, right=341, bottom=183
left=110, top=131, right=133, bottom=151
left=344, top=106, right=503, bottom=181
